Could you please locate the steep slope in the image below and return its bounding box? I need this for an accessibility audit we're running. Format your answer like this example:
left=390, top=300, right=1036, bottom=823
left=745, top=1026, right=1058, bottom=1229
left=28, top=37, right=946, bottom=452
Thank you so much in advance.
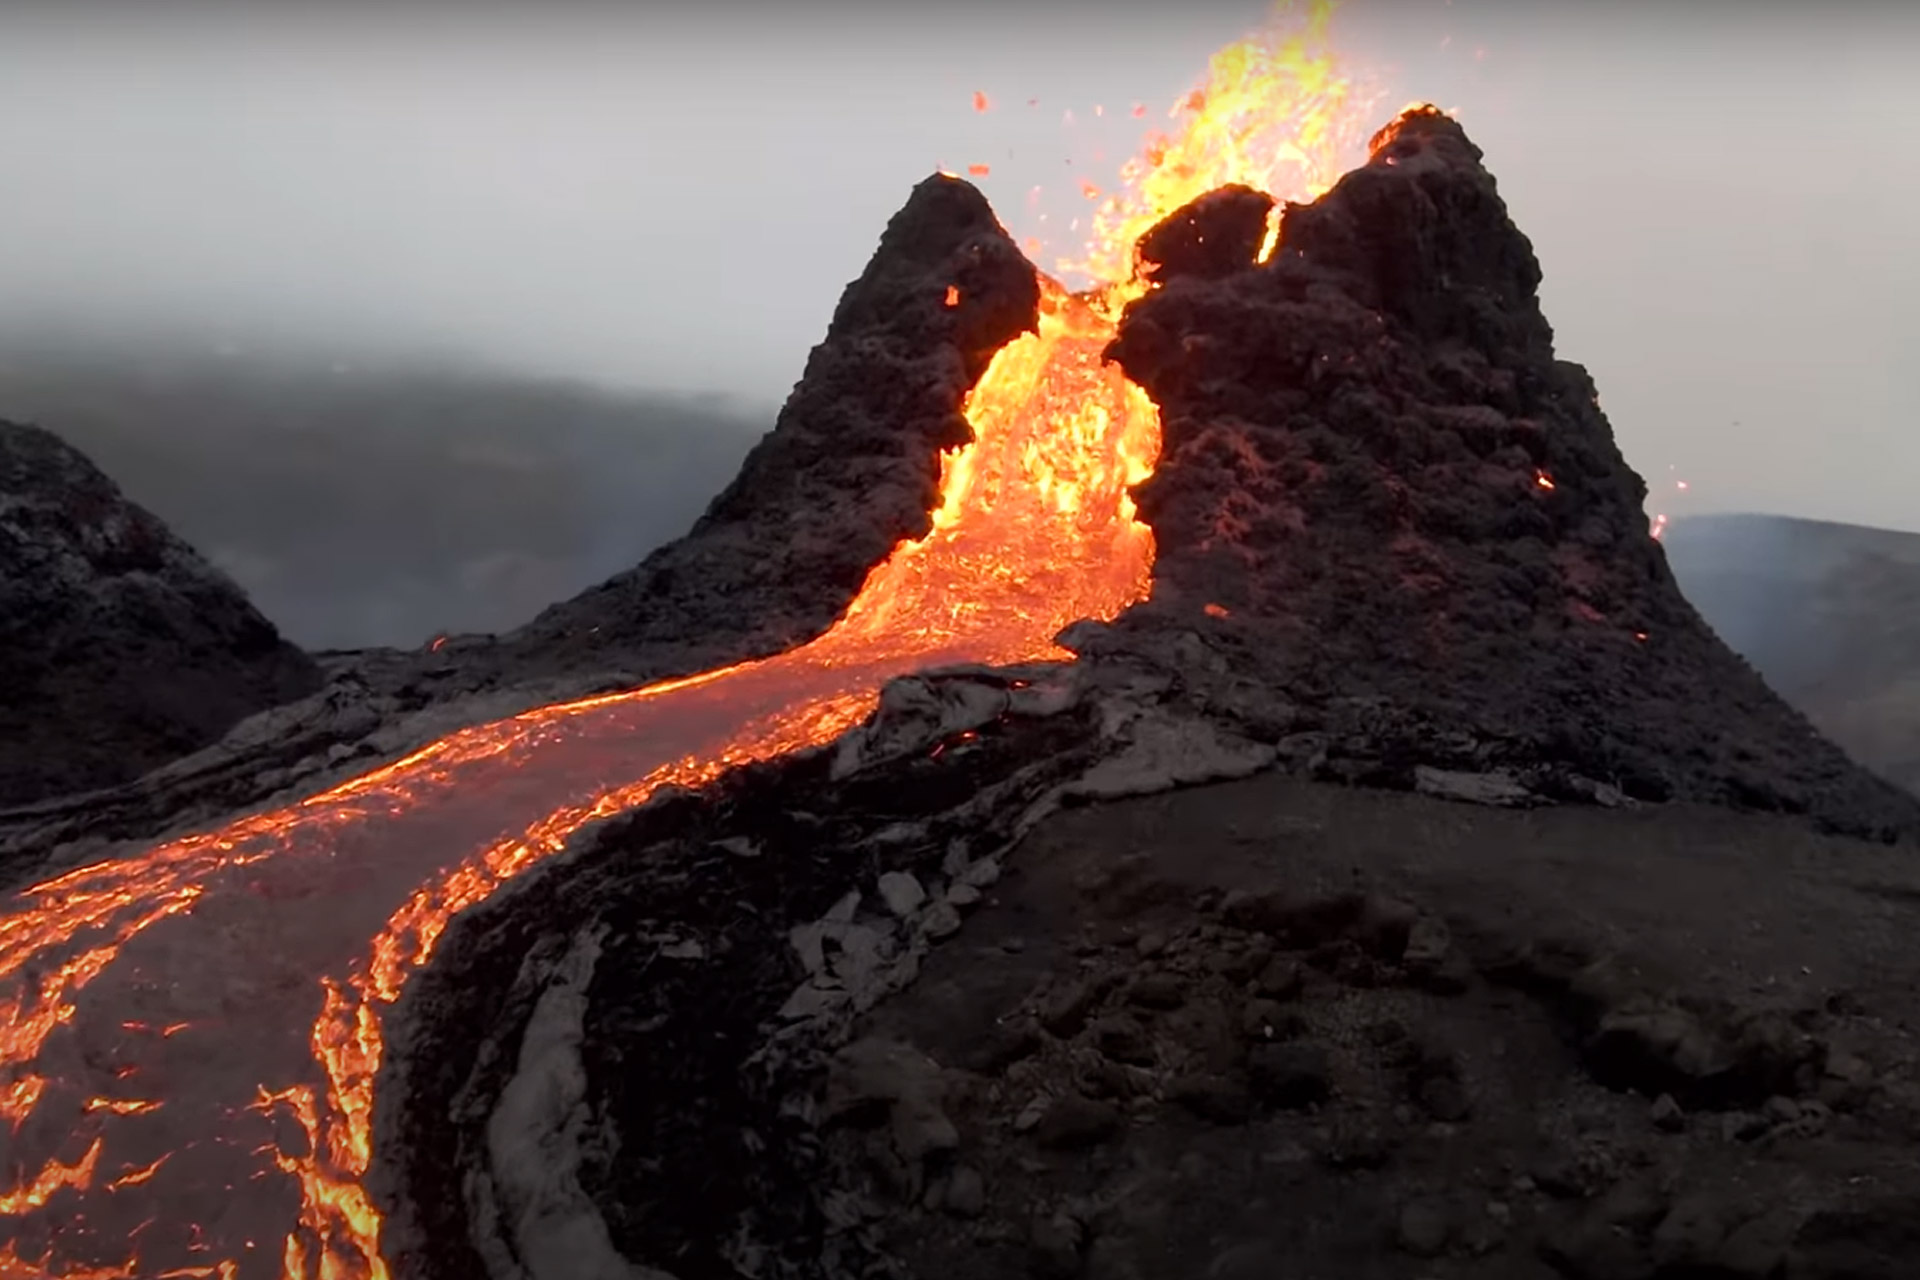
left=1667, top=513, right=1920, bottom=795
left=1100, top=108, right=1918, bottom=839
left=491, top=174, right=1042, bottom=682
left=0, top=419, right=320, bottom=805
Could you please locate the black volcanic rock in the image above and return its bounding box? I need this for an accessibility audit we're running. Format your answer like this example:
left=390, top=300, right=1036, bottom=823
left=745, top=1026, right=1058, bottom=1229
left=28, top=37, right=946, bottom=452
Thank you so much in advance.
left=0, top=420, right=320, bottom=807
left=1135, top=183, right=1276, bottom=284
left=1103, top=106, right=1920, bottom=839
left=494, top=174, right=1040, bottom=680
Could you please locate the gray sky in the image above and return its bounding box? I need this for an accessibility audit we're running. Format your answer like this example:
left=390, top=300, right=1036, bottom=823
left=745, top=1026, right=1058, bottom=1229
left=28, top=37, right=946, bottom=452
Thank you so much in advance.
left=2, top=0, right=1916, bottom=533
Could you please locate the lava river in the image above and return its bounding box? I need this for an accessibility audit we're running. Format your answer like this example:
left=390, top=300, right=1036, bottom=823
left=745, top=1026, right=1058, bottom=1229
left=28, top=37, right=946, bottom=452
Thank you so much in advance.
left=0, top=6, right=1369, bottom=1275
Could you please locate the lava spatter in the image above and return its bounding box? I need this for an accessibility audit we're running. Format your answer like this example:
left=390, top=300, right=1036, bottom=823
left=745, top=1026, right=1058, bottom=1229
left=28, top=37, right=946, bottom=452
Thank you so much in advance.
left=0, top=5, right=1363, bottom=1275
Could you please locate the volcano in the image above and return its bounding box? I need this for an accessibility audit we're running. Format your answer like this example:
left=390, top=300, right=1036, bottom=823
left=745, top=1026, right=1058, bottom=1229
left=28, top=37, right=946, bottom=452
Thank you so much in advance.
left=2, top=27, right=1919, bottom=1280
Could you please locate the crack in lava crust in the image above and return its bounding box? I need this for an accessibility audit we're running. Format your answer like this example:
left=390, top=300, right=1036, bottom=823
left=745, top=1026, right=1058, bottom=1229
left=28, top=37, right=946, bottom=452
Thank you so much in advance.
left=0, top=283, right=1159, bottom=1279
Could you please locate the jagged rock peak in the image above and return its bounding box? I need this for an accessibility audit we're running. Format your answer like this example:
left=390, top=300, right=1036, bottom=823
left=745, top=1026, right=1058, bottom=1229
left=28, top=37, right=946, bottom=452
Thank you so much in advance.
left=1101, top=109, right=1920, bottom=839
left=1135, top=183, right=1276, bottom=284
left=1273, top=103, right=1550, bottom=358
left=0, top=419, right=320, bottom=808
left=496, top=175, right=1040, bottom=682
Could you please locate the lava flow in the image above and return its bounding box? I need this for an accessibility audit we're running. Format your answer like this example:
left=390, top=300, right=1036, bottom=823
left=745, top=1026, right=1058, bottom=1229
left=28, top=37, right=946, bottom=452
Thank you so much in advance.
left=0, top=5, right=1367, bottom=1276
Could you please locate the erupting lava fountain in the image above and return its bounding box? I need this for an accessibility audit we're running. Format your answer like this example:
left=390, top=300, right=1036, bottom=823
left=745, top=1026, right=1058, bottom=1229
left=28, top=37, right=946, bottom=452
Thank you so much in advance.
left=0, top=5, right=1377, bottom=1276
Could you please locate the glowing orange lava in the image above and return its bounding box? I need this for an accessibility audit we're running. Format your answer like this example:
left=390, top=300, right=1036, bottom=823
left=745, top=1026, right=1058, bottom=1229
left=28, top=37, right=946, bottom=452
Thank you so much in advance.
left=0, top=3, right=1368, bottom=1275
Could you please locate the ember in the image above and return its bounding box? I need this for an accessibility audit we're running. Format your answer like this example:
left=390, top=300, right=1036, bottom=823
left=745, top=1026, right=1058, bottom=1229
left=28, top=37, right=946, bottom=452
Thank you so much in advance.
left=0, top=4, right=1369, bottom=1277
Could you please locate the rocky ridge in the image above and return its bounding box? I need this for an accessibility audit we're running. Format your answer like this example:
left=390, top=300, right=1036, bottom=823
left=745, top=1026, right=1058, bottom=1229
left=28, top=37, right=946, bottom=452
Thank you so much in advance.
left=1095, top=106, right=1917, bottom=840
left=0, top=419, right=319, bottom=808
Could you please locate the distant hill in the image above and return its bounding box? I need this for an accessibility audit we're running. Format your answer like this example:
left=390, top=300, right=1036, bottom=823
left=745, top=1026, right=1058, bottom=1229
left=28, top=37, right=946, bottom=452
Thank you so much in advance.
left=0, top=341, right=763, bottom=650
left=1, top=419, right=320, bottom=806
left=1666, top=513, right=1920, bottom=795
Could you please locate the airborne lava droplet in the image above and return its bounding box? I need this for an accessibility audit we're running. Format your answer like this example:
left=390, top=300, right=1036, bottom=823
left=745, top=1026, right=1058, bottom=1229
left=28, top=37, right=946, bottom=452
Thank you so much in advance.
left=968, top=163, right=991, bottom=177
left=944, top=285, right=961, bottom=308
left=973, top=90, right=991, bottom=113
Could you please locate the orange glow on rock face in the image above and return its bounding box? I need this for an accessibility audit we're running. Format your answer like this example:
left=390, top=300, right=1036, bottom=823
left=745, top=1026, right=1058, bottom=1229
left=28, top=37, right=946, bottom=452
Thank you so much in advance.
left=0, top=5, right=1374, bottom=1276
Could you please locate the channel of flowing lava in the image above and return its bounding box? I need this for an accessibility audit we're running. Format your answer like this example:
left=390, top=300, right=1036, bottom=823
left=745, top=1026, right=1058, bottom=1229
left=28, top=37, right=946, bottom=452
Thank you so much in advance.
left=0, top=3, right=1365, bottom=1275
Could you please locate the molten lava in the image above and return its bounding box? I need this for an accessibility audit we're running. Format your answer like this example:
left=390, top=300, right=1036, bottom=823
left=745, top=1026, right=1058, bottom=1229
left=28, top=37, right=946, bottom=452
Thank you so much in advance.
left=0, top=4, right=1367, bottom=1276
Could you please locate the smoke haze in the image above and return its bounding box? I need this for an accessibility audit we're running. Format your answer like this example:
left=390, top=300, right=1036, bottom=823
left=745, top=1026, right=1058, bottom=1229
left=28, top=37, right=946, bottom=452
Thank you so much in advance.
left=1, top=0, right=1915, bottom=647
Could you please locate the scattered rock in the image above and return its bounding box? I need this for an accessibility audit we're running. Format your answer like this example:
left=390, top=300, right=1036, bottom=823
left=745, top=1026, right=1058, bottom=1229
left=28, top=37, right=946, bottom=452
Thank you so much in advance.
left=1030, top=1212, right=1087, bottom=1278
left=921, top=900, right=964, bottom=939
left=1359, top=895, right=1420, bottom=958
left=1762, top=1095, right=1801, bottom=1126
left=1317, top=1110, right=1399, bottom=1170
left=1416, top=1073, right=1473, bottom=1123
left=1395, top=1197, right=1454, bottom=1257
left=877, top=870, right=927, bottom=917
left=1041, top=980, right=1103, bottom=1037
left=1090, top=1014, right=1156, bottom=1067
left=1126, top=973, right=1187, bottom=1010
left=1717, top=1213, right=1792, bottom=1278
left=1790, top=1196, right=1920, bottom=1280
left=823, top=1037, right=958, bottom=1165
left=1240, top=999, right=1304, bottom=1042
left=1035, top=1094, right=1124, bottom=1150
left=1247, top=1041, right=1332, bottom=1109
left=1651, top=1192, right=1746, bottom=1272
left=1205, top=1239, right=1285, bottom=1280
left=1402, top=915, right=1452, bottom=970
left=1167, top=1073, right=1254, bottom=1126
left=1402, top=915, right=1473, bottom=994
left=1649, top=1093, right=1685, bottom=1132
left=944, top=1165, right=986, bottom=1218
left=959, top=857, right=1003, bottom=889
left=1253, top=956, right=1303, bottom=1000
left=965, top=1021, right=1043, bottom=1076
left=1413, top=767, right=1537, bottom=808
